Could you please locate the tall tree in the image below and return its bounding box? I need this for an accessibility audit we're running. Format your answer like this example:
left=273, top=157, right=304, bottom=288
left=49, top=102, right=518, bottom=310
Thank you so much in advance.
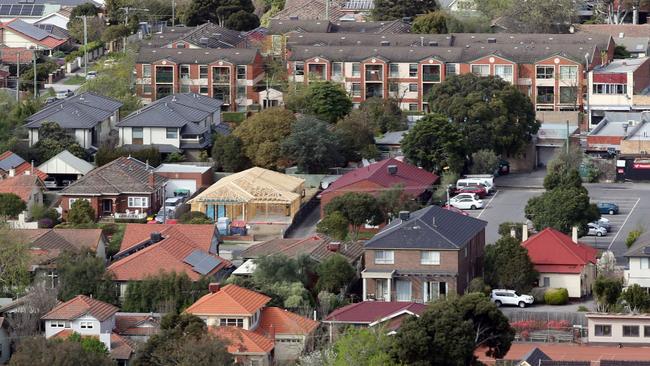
left=485, top=235, right=538, bottom=293
left=282, top=116, right=343, bottom=173
left=9, top=337, right=115, bottom=366
left=377, top=184, right=421, bottom=220
left=525, top=186, right=599, bottom=235
left=0, top=193, right=26, bottom=220
left=122, top=272, right=210, bottom=313
left=592, top=275, right=622, bottom=312
left=316, top=211, right=349, bottom=241
left=58, top=249, right=117, bottom=304
left=621, top=284, right=650, bottom=312
left=0, top=226, right=31, bottom=297
left=476, top=0, right=576, bottom=32
left=332, top=328, right=394, bottom=366
left=411, top=11, right=450, bottom=33
left=67, top=199, right=96, bottom=225
left=401, top=113, right=465, bottom=173
left=32, top=122, right=86, bottom=164
left=211, top=134, right=251, bottom=172
left=288, top=82, right=352, bottom=124
left=372, top=0, right=438, bottom=20
left=182, top=0, right=255, bottom=26
left=224, top=9, right=260, bottom=30
left=316, top=254, right=356, bottom=293
left=358, top=97, right=408, bottom=134
left=233, top=107, right=295, bottom=169
left=335, top=110, right=377, bottom=162
left=10, top=282, right=58, bottom=338
left=323, top=192, right=384, bottom=240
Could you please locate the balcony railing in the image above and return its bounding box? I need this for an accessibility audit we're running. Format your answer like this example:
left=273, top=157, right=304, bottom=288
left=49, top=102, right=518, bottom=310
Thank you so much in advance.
left=423, top=74, right=440, bottom=82
left=537, top=95, right=554, bottom=104
left=155, top=74, right=173, bottom=83
left=365, top=71, right=383, bottom=81
left=213, top=75, right=230, bottom=83
left=114, top=212, right=147, bottom=220
left=366, top=89, right=383, bottom=98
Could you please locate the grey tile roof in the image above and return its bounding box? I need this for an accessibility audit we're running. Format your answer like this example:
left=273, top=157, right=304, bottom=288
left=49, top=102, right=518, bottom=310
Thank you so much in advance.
left=178, top=22, right=246, bottom=48
left=624, top=230, right=650, bottom=257
left=25, top=92, right=122, bottom=129
left=286, top=32, right=453, bottom=47
left=364, top=205, right=487, bottom=250
left=36, top=23, right=69, bottom=39
left=332, top=20, right=410, bottom=34
left=117, top=93, right=222, bottom=128
left=268, top=19, right=333, bottom=34
left=60, top=156, right=167, bottom=195
left=139, top=26, right=197, bottom=48
left=273, top=0, right=347, bottom=22
left=136, top=47, right=259, bottom=65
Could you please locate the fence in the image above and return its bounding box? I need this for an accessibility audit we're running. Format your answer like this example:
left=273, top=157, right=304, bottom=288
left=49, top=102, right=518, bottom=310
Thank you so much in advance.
left=504, top=310, right=588, bottom=343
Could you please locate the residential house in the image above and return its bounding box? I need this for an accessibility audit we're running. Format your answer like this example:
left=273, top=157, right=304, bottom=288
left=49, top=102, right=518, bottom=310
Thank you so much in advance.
left=0, top=0, right=93, bottom=26
left=624, top=230, right=650, bottom=290
left=0, top=317, right=10, bottom=364
left=320, top=158, right=439, bottom=219
left=513, top=347, right=552, bottom=366
left=134, top=48, right=265, bottom=109
left=108, top=224, right=233, bottom=299
left=522, top=228, right=598, bottom=298
left=375, top=131, right=407, bottom=158
left=587, top=112, right=650, bottom=154
left=362, top=205, right=487, bottom=302
left=153, top=163, right=214, bottom=196
left=587, top=57, right=650, bottom=126
left=0, top=18, right=67, bottom=53
left=586, top=313, right=650, bottom=344
left=25, top=92, right=123, bottom=150
left=323, top=301, right=426, bottom=341
left=185, top=283, right=319, bottom=363
left=188, top=167, right=305, bottom=224
left=113, top=312, right=161, bottom=343
left=477, top=343, right=650, bottom=364
left=37, top=149, right=95, bottom=188
left=116, top=93, right=222, bottom=159
left=0, top=173, right=44, bottom=219
left=577, top=24, right=650, bottom=58
left=59, top=157, right=167, bottom=220
left=0, top=150, right=47, bottom=180
left=33, top=6, right=73, bottom=30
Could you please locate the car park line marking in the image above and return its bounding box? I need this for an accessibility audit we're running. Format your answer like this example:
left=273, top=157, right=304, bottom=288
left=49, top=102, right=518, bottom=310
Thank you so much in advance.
left=608, top=197, right=640, bottom=250
left=477, top=191, right=498, bottom=219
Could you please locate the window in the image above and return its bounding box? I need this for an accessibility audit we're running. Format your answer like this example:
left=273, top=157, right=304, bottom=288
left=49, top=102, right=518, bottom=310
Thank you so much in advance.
left=166, top=128, right=178, bottom=139
left=51, top=321, right=65, bottom=328
left=142, top=64, right=151, bottom=78
left=389, top=82, right=399, bottom=94
left=593, top=84, right=627, bottom=95
left=352, top=63, right=360, bottom=77
left=641, top=257, right=650, bottom=269
left=559, top=65, right=578, bottom=81
left=200, top=86, right=208, bottom=95
left=536, top=66, right=554, bottom=79
left=374, top=250, right=394, bottom=264
left=128, top=197, right=149, bottom=208
left=80, top=321, right=94, bottom=329
left=389, top=63, right=399, bottom=77
left=351, top=83, right=361, bottom=97
left=236, top=65, right=246, bottom=79
left=560, top=86, right=577, bottom=104
left=199, top=65, right=208, bottom=79
left=537, top=86, right=554, bottom=104
left=421, top=251, right=440, bottom=265
left=237, top=85, right=246, bottom=99
left=132, top=127, right=143, bottom=145
left=332, top=62, right=343, bottom=78
left=396, top=280, right=412, bottom=301
left=471, top=65, right=489, bottom=77
left=645, top=325, right=650, bottom=337
left=408, top=103, right=418, bottom=111
left=446, top=63, right=457, bottom=76
left=623, top=325, right=640, bottom=337
left=543, top=277, right=551, bottom=287
left=143, top=84, right=152, bottom=94
left=294, top=61, right=304, bottom=76
left=220, top=318, right=244, bottom=327
left=494, top=65, right=513, bottom=82
left=180, top=64, right=190, bottom=79
left=409, top=63, right=418, bottom=77
left=409, top=83, right=418, bottom=92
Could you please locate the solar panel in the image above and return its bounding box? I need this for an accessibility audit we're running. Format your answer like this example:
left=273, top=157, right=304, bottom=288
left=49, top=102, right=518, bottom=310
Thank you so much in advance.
left=9, top=5, right=22, bottom=15
left=20, top=5, right=32, bottom=15
left=183, top=250, right=204, bottom=266
left=31, top=4, right=42, bottom=15
left=0, top=5, right=11, bottom=14
left=194, top=256, right=221, bottom=275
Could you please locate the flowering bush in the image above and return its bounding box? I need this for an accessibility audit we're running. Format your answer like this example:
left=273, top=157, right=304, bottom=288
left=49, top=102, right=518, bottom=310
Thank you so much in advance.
left=510, top=319, right=571, bottom=332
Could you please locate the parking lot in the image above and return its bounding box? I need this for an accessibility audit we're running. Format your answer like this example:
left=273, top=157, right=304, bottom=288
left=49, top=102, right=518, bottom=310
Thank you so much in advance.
left=465, top=182, right=650, bottom=259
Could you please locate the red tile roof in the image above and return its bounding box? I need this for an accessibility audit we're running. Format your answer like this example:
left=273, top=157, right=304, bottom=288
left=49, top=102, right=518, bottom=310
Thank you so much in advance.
left=210, top=326, right=274, bottom=354
left=50, top=329, right=75, bottom=339
left=477, top=343, right=650, bottom=364
left=119, top=224, right=216, bottom=253
left=1, top=18, right=67, bottom=49
left=255, top=307, right=319, bottom=337
left=114, top=313, right=161, bottom=337
left=0, top=47, right=34, bottom=63
left=0, top=151, right=47, bottom=180
left=110, top=333, right=136, bottom=360
left=322, top=158, right=438, bottom=197
left=0, top=174, right=42, bottom=202
left=41, top=295, right=119, bottom=322
left=522, top=228, right=598, bottom=274
left=185, top=284, right=270, bottom=316
left=324, top=301, right=427, bottom=324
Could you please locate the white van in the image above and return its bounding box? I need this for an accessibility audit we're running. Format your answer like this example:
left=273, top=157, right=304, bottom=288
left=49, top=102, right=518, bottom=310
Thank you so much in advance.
left=456, top=179, right=491, bottom=193
left=461, top=175, right=495, bottom=193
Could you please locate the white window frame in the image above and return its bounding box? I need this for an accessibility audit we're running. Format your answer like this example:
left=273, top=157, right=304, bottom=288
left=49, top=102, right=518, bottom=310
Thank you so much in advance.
left=421, top=251, right=441, bottom=265
left=80, top=321, right=94, bottom=329
left=294, top=62, right=304, bottom=76
left=594, top=324, right=611, bottom=336
left=351, top=83, right=361, bottom=97
left=219, top=318, right=244, bottom=327
left=128, top=197, right=149, bottom=208
left=351, top=63, right=361, bottom=77
left=494, top=65, right=513, bottom=82
left=408, top=63, right=418, bottom=78
left=179, top=64, right=190, bottom=79
left=641, top=257, right=650, bottom=270
left=389, top=63, right=399, bottom=77
left=471, top=64, right=490, bottom=77
left=199, top=65, right=208, bottom=79
left=395, top=280, right=412, bottom=301
left=332, top=62, right=343, bottom=78
left=536, top=65, right=554, bottom=79
left=408, top=83, right=418, bottom=92
left=559, top=65, right=578, bottom=81
left=142, top=64, right=151, bottom=78
left=374, top=250, right=394, bottom=264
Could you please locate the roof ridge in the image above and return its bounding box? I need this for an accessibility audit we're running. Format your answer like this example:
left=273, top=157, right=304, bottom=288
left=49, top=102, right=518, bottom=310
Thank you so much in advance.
left=415, top=216, right=459, bottom=249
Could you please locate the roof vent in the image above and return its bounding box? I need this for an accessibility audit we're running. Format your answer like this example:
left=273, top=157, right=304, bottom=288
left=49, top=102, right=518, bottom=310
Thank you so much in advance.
left=199, top=37, right=208, bottom=45
left=487, top=37, right=496, bottom=44
left=327, top=242, right=340, bottom=252
left=387, top=164, right=397, bottom=175
left=399, top=211, right=410, bottom=221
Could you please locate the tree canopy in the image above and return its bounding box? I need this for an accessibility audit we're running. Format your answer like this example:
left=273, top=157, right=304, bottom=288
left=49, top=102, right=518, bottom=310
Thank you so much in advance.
left=211, top=134, right=251, bottom=172
left=476, top=0, right=577, bottom=33
left=58, top=249, right=117, bottom=304
left=32, top=122, right=86, bottom=164
left=324, top=192, right=384, bottom=240
left=372, top=0, right=438, bottom=20
left=332, top=328, right=394, bottom=366
left=0, top=193, right=26, bottom=220
left=316, top=211, right=349, bottom=241
left=182, top=0, right=256, bottom=27
left=359, top=97, right=408, bottom=134
left=282, top=116, right=343, bottom=173
left=9, top=336, right=114, bottom=366
left=525, top=186, right=599, bottom=235
left=485, top=235, right=538, bottom=293
left=335, top=110, right=378, bottom=162
left=122, top=271, right=210, bottom=313
left=234, top=107, right=295, bottom=170
left=286, top=82, right=352, bottom=123
left=316, top=254, right=356, bottom=294
left=67, top=199, right=96, bottom=225
left=621, top=284, right=650, bottom=312
left=401, top=113, right=465, bottom=172
left=411, top=11, right=450, bottom=33
left=0, top=226, right=31, bottom=297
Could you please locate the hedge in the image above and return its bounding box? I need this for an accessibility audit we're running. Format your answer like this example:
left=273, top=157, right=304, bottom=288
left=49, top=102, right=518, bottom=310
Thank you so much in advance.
left=222, top=112, right=246, bottom=123
left=64, top=41, right=104, bottom=63
left=544, top=288, right=569, bottom=305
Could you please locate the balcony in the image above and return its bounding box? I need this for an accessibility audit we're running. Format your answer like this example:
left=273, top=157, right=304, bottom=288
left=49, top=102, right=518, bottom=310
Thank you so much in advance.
left=537, top=94, right=555, bottom=104
left=423, top=73, right=440, bottom=82
left=212, top=75, right=230, bottom=84
left=422, top=65, right=441, bottom=82
left=308, top=65, right=326, bottom=81
left=155, top=73, right=173, bottom=83
left=365, top=65, right=383, bottom=82
left=365, top=84, right=383, bottom=99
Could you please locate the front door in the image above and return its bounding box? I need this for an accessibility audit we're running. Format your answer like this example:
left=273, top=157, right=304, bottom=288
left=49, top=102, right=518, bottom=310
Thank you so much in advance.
left=376, top=279, right=389, bottom=301
left=396, top=280, right=412, bottom=302
left=102, top=199, right=112, bottom=215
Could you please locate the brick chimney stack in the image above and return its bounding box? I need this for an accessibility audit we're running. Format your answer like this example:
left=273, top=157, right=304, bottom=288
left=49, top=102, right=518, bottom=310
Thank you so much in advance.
left=208, top=283, right=221, bottom=293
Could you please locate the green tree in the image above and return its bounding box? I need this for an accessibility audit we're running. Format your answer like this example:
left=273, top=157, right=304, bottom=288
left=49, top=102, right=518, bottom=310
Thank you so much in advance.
left=253, top=254, right=315, bottom=287
left=372, top=0, right=438, bottom=20
left=497, top=222, right=527, bottom=241
left=101, top=24, right=131, bottom=43
left=211, top=134, right=251, bottom=172
left=335, top=110, right=377, bottom=162
left=621, top=284, right=650, bottom=312
left=432, top=171, right=459, bottom=204
left=470, top=149, right=500, bottom=175
left=68, top=332, right=109, bottom=355
left=122, top=272, right=210, bottom=313
left=316, top=254, right=355, bottom=293
left=359, top=97, right=408, bottom=134
left=377, top=184, right=421, bottom=220
left=0, top=226, right=31, bottom=297
left=67, top=199, right=96, bottom=225
left=485, top=236, right=538, bottom=293
left=525, top=186, right=599, bottom=235
left=9, top=336, right=114, bottom=366
left=233, top=107, right=295, bottom=169
left=58, top=249, right=117, bottom=304
left=316, top=211, right=349, bottom=241
left=593, top=275, right=623, bottom=311
left=182, top=0, right=255, bottom=26
left=0, top=193, right=26, bottom=220
left=324, top=192, right=384, bottom=240
left=411, top=11, right=449, bottom=33
left=68, top=16, right=105, bottom=43
left=224, top=9, right=260, bottom=30
left=332, top=328, right=394, bottom=366
left=475, top=0, right=576, bottom=33
left=286, top=82, right=352, bottom=124
left=32, top=122, right=86, bottom=164
left=428, top=74, right=539, bottom=158
left=282, top=116, right=343, bottom=173
left=401, top=113, right=465, bottom=172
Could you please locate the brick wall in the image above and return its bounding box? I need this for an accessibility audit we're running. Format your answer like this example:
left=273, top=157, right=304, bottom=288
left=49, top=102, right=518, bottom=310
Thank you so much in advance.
left=364, top=249, right=460, bottom=273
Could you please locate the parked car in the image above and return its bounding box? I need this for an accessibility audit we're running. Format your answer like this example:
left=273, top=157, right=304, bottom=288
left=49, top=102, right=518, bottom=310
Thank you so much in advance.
left=55, top=89, right=73, bottom=99
left=597, top=202, right=619, bottom=215
left=458, top=177, right=495, bottom=193
left=490, top=289, right=534, bottom=308
left=85, top=71, right=97, bottom=80
left=449, top=195, right=484, bottom=210
left=43, top=177, right=57, bottom=189
left=592, top=217, right=610, bottom=232
left=454, top=185, right=487, bottom=198
left=442, top=204, right=470, bottom=216
left=587, top=222, right=607, bottom=237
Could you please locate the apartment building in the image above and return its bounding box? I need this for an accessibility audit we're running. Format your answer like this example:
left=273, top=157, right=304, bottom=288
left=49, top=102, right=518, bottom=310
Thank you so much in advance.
left=134, top=48, right=265, bottom=110
left=285, top=32, right=615, bottom=112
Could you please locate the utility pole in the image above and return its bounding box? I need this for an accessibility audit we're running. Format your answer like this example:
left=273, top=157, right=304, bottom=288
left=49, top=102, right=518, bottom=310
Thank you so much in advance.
left=15, top=52, right=20, bottom=101
left=171, top=0, right=175, bottom=27
left=33, top=49, right=37, bottom=97
left=119, top=7, right=149, bottom=53
left=74, top=15, right=88, bottom=77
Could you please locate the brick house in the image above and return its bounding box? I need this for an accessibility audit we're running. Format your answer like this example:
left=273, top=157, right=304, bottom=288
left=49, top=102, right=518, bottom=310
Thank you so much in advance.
left=134, top=48, right=265, bottom=110
left=153, top=163, right=214, bottom=196
left=587, top=111, right=650, bottom=154
left=59, top=157, right=167, bottom=220
left=361, top=205, right=486, bottom=302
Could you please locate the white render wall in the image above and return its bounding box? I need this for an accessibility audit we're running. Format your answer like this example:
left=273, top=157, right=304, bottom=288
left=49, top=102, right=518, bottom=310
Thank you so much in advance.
left=625, top=257, right=650, bottom=288
left=119, top=127, right=181, bottom=147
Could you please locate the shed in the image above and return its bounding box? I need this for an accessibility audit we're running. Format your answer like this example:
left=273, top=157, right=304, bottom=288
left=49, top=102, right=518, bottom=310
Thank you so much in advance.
left=37, top=150, right=94, bottom=187
left=154, top=164, right=214, bottom=197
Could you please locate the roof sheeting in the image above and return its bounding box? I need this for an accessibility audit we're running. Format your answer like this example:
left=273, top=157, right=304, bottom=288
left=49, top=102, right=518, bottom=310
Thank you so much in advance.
left=37, top=149, right=94, bottom=175
left=117, top=93, right=222, bottom=128
left=136, top=47, right=259, bottom=65
left=25, top=92, right=122, bottom=129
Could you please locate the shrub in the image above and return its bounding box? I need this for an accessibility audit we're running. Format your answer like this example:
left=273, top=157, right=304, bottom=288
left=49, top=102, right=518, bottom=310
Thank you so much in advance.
left=179, top=211, right=213, bottom=224
left=577, top=305, right=589, bottom=312
left=466, top=277, right=491, bottom=295
left=497, top=222, right=527, bottom=241
left=544, top=288, right=569, bottom=305
left=530, top=287, right=547, bottom=304
left=38, top=218, right=54, bottom=228
left=626, top=230, right=643, bottom=248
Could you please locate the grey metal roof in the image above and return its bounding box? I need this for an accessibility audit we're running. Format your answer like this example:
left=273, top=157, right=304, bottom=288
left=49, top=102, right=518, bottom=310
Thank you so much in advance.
left=614, top=36, right=649, bottom=53
left=117, top=93, right=222, bottom=128
left=593, top=57, right=649, bottom=73
left=342, top=0, right=374, bottom=10
left=0, top=152, right=26, bottom=171
left=25, top=92, right=122, bottom=129
left=136, top=47, right=259, bottom=65
left=6, top=18, right=59, bottom=40
left=590, top=112, right=650, bottom=137
left=36, top=23, right=69, bottom=39
left=364, top=205, right=487, bottom=250
left=332, top=20, right=410, bottom=34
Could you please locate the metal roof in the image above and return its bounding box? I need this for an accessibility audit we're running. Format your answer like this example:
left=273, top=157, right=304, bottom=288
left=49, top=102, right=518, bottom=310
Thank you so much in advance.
left=37, top=149, right=94, bottom=175
left=154, top=163, right=211, bottom=174
left=0, top=151, right=26, bottom=171
left=6, top=18, right=55, bottom=40
left=117, top=93, right=222, bottom=128
left=25, top=92, right=122, bottom=129
left=136, top=47, right=259, bottom=65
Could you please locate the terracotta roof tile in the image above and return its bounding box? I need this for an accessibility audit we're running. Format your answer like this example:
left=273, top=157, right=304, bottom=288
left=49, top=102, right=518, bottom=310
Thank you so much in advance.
left=522, top=228, right=598, bottom=274
left=13, top=162, right=48, bottom=180
left=41, top=295, right=119, bottom=322
left=325, top=301, right=427, bottom=324
left=110, top=333, right=136, bottom=360
left=114, top=313, right=161, bottom=336
left=185, top=284, right=270, bottom=316
left=477, top=343, right=650, bottom=364
left=242, top=235, right=362, bottom=264
left=50, top=329, right=74, bottom=339
left=255, top=307, right=319, bottom=336
left=0, top=174, right=42, bottom=202
left=210, top=326, right=274, bottom=354
left=119, top=223, right=216, bottom=253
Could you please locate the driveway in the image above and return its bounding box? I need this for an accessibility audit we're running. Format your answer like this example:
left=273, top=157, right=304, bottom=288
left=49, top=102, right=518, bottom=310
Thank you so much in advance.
left=285, top=202, right=321, bottom=238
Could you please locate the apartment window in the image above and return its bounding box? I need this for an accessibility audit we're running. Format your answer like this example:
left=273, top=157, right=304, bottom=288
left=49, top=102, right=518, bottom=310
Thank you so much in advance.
left=332, top=62, right=343, bottom=77
left=220, top=318, right=244, bottom=327
left=421, top=251, right=441, bottom=265
left=536, top=86, right=554, bottom=104
left=180, top=64, right=190, bottom=79
left=143, top=84, right=152, bottom=94
left=389, top=82, right=399, bottom=94
left=166, top=128, right=177, bottom=139
left=389, top=63, right=399, bottom=77
left=560, top=86, right=577, bottom=104
left=128, top=197, right=149, bottom=208
left=536, top=66, right=554, bottom=79
left=236, top=65, right=246, bottom=79
left=494, top=65, right=513, bottom=82
left=641, top=257, right=650, bottom=269
left=593, top=84, right=627, bottom=95
left=142, top=64, right=151, bottom=78
left=294, top=61, right=304, bottom=76
left=80, top=321, right=94, bottom=329
left=559, top=65, right=578, bottom=81
left=351, top=83, right=361, bottom=97
left=594, top=324, right=611, bottom=336
left=623, top=325, right=640, bottom=337
left=409, top=83, right=418, bottom=92
left=200, top=86, right=208, bottom=95
left=374, top=250, right=394, bottom=264
left=408, top=63, right=418, bottom=77
left=352, top=63, right=361, bottom=77
left=471, top=64, right=489, bottom=77
left=445, top=63, right=457, bottom=76
left=199, top=65, right=208, bottom=79
left=132, top=127, right=143, bottom=145
left=408, top=103, right=418, bottom=111
left=645, top=325, right=650, bottom=337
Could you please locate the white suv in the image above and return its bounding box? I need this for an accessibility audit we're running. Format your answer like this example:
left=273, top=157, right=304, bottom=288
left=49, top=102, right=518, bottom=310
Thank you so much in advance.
left=490, top=289, right=534, bottom=308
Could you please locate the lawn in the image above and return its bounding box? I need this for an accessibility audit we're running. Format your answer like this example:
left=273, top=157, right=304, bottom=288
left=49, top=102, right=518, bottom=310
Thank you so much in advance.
left=63, top=75, right=85, bottom=85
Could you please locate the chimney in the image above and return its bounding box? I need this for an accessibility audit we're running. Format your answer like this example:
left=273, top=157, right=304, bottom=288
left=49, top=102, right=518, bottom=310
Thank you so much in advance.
left=31, top=160, right=34, bottom=175
left=149, top=171, right=155, bottom=187
left=208, top=283, right=221, bottom=293
left=150, top=232, right=162, bottom=243
left=8, top=168, right=15, bottom=177
left=399, top=211, right=410, bottom=221
left=522, top=224, right=528, bottom=242
left=387, top=165, right=398, bottom=175
left=572, top=226, right=578, bottom=243
left=327, top=241, right=340, bottom=252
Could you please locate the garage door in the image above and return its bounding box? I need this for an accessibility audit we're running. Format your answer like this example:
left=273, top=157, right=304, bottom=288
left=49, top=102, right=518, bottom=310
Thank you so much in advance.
left=537, top=146, right=559, bottom=168
left=165, top=179, right=197, bottom=197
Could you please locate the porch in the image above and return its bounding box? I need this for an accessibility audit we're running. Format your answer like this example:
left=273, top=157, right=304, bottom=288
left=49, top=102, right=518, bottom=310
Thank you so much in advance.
left=362, top=270, right=456, bottom=303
